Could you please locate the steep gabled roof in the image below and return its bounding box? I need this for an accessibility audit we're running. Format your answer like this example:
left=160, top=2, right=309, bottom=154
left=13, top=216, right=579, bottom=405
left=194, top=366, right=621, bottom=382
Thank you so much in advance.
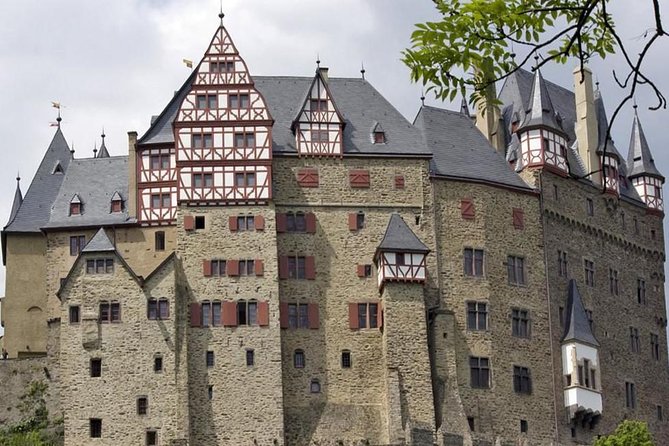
left=517, top=69, right=565, bottom=135
left=627, top=108, right=663, bottom=180
left=4, top=128, right=72, bottom=232
left=562, top=279, right=599, bottom=347
left=377, top=213, right=429, bottom=254
left=82, top=228, right=115, bottom=253
left=291, top=68, right=345, bottom=128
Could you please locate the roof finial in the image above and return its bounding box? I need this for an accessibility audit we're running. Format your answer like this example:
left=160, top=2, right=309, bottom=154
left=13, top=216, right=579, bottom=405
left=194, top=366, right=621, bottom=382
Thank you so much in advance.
left=510, top=43, right=516, bottom=61
left=533, top=54, right=540, bottom=71
left=101, top=127, right=106, bottom=140
left=316, top=54, right=321, bottom=68
left=70, top=141, right=75, bottom=156
left=218, top=0, right=224, bottom=24
left=420, top=90, right=425, bottom=106
left=16, top=171, right=20, bottom=183
left=93, top=141, right=97, bottom=157
left=360, top=62, right=366, bottom=80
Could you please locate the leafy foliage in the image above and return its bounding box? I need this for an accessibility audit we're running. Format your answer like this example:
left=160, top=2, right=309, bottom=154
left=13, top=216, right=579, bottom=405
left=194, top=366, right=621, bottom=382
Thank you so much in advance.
left=0, top=381, right=62, bottom=446
left=593, top=420, right=655, bottom=446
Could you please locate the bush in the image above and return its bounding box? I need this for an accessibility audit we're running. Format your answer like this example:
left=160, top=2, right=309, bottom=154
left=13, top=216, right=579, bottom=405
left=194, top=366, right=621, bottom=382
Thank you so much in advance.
left=593, top=420, right=655, bottom=446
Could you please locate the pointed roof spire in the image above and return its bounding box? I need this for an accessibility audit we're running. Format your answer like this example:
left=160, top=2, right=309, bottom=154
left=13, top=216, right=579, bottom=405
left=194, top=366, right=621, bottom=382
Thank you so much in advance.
left=627, top=106, right=663, bottom=180
left=97, top=129, right=110, bottom=158
left=360, top=62, right=366, bottom=80
left=82, top=228, right=116, bottom=253
left=6, top=174, right=23, bottom=227
left=460, top=96, right=471, bottom=117
left=593, top=89, right=622, bottom=160
left=93, top=141, right=98, bottom=157
left=517, top=68, right=564, bottom=135
left=562, top=280, right=599, bottom=346
left=376, top=213, right=429, bottom=254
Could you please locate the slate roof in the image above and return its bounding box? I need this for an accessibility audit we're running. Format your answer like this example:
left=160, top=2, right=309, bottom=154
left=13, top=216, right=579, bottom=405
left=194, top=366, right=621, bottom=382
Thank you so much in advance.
left=6, top=178, right=23, bottom=228
left=4, top=128, right=72, bottom=232
left=377, top=213, right=429, bottom=253
left=82, top=228, right=116, bottom=253
left=593, top=88, right=623, bottom=160
left=414, top=106, right=533, bottom=191
left=96, top=137, right=110, bottom=158
left=43, top=156, right=133, bottom=229
left=517, top=69, right=565, bottom=135
left=562, top=279, right=599, bottom=347
left=627, top=109, right=663, bottom=179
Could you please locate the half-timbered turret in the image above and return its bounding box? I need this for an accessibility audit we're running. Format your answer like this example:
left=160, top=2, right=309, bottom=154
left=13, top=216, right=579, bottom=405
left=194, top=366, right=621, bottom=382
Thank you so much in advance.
left=375, top=213, right=429, bottom=289
left=516, top=68, right=570, bottom=175
left=627, top=106, right=665, bottom=213
left=292, top=67, right=345, bottom=156
left=593, top=88, right=623, bottom=195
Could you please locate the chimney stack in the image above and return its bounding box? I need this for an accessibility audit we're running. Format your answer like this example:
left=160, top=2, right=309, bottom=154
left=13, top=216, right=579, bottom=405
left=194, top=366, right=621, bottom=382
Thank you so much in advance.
left=475, top=82, right=504, bottom=154
left=127, top=131, right=138, bottom=219
left=573, top=66, right=599, bottom=183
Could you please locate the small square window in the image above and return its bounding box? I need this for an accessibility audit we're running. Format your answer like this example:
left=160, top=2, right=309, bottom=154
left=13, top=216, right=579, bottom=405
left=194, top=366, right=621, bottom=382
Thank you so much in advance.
left=356, top=212, right=365, bottom=230
left=364, top=265, right=372, bottom=278
left=520, top=419, right=528, bottom=433
left=137, top=397, right=148, bottom=415
left=206, top=351, right=215, bottom=368
left=69, top=305, right=80, bottom=324
left=246, top=349, right=255, bottom=366
left=310, top=379, right=321, bottom=393
left=90, top=418, right=102, bottom=438
left=195, top=216, right=205, bottom=230
left=341, top=350, right=351, bottom=369
left=154, top=356, right=163, bottom=373
left=373, top=131, right=386, bottom=144
left=90, top=358, right=101, bottom=377
left=294, top=350, right=305, bottom=369
left=155, top=231, right=165, bottom=251
left=146, top=430, right=157, bottom=446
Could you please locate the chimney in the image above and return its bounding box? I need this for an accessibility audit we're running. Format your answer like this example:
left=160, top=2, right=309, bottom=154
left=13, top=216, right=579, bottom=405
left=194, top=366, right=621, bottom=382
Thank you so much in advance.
left=318, top=67, right=329, bottom=83
left=475, top=82, right=504, bottom=154
left=573, top=66, right=599, bottom=183
left=127, top=131, right=138, bottom=219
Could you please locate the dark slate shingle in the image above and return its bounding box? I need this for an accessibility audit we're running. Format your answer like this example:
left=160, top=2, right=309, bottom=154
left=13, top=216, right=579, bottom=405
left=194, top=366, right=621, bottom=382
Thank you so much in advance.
left=377, top=213, right=429, bottom=253
left=82, top=228, right=116, bottom=253
left=562, top=279, right=599, bottom=347
left=627, top=109, right=663, bottom=179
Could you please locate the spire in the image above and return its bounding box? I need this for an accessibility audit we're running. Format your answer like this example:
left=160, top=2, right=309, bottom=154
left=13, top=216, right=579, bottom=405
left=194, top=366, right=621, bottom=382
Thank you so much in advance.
left=82, top=228, right=116, bottom=253
left=6, top=174, right=23, bottom=227
left=627, top=107, right=663, bottom=180
left=360, top=62, right=366, bottom=80
left=460, top=96, right=471, bottom=117
left=517, top=68, right=563, bottom=134
left=562, top=280, right=599, bottom=347
left=97, top=129, right=110, bottom=158
left=593, top=88, right=622, bottom=159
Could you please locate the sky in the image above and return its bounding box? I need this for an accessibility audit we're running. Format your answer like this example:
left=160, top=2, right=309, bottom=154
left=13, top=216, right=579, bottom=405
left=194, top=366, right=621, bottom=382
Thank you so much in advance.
left=0, top=1, right=667, bottom=336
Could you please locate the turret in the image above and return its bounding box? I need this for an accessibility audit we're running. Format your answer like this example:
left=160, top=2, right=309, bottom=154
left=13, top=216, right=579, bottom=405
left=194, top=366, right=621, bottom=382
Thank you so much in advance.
left=593, top=87, right=623, bottom=195
left=515, top=68, right=569, bottom=175
left=561, top=280, right=602, bottom=427
left=96, top=130, right=110, bottom=158
left=6, top=175, right=23, bottom=228
left=627, top=106, right=664, bottom=212
left=375, top=213, right=429, bottom=289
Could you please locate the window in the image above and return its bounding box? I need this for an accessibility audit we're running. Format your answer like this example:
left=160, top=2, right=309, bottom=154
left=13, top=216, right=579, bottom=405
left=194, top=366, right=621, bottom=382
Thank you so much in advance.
left=70, top=235, right=86, bottom=256
left=246, top=349, right=255, bottom=366
left=609, top=268, right=619, bottom=295
left=211, top=61, right=235, bottom=72
left=584, top=259, right=595, bottom=286
left=288, top=303, right=309, bottom=328
left=147, top=299, right=169, bottom=320
left=237, top=215, right=255, bottom=231
left=586, top=198, right=594, bottom=216
left=651, top=229, right=657, bottom=240
left=637, top=278, right=646, bottom=304
left=513, top=366, right=532, bottom=394
left=467, top=417, right=475, bottom=431
left=137, top=397, right=148, bottom=415
left=234, top=132, right=256, bottom=148
left=294, top=350, right=305, bottom=368
left=466, top=302, right=488, bottom=331
left=634, top=217, right=639, bottom=234
left=363, top=265, right=372, bottom=278
left=237, top=300, right=258, bottom=326
left=464, top=248, right=484, bottom=277
left=90, top=419, right=102, bottom=438
left=90, top=358, right=101, bottom=377
left=311, top=129, right=329, bottom=143
left=310, top=379, right=321, bottom=393
left=154, top=355, right=163, bottom=373
left=558, top=250, right=568, bottom=277
left=228, top=93, right=250, bottom=108
left=658, top=405, right=664, bottom=421
left=206, top=351, right=215, bottom=368
left=234, top=172, right=256, bottom=187
left=238, top=259, right=255, bottom=276
left=86, top=258, right=114, bottom=275
left=151, top=193, right=171, bottom=209
left=630, top=327, right=640, bottom=353
left=196, top=94, right=217, bottom=109
left=396, top=253, right=406, bottom=266
left=150, top=154, right=170, bottom=170
left=507, top=256, right=526, bottom=285
left=99, top=302, right=120, bottom=323
left=192, top=173, right=214, bottom=188
left=69, top=305, right=80, bottom=324
left=201, top=301, right=222, bottom=327
left=191, top=133, right=213, bottom=149
left=154, top=231, right=165, bottom=251
left=625, top=381, right=636, bottom=409
left=358, top=303, right=379, bottom=329
left=553, top=184, right=559, bottom=201
left=146, top=430, right=157, bottom=446
left=355, top=212, right=365, bottom=230
left=585, top=309, right=593, bottom=329
left=211, top=260, right=226, bottom=277
left=621, top=212, right=626, bottom=229
left=70, top=202, right=81, bottom=215
left=651, top=333, right=660, bottom=360
left=195, top=215, right=205, bottom=230
left=577, top=359, right=596, bottom=389
left=207, top=385, right=213, bottom=400
left=341, top=350, right=351, bottom=369
left=470, top=356, right=490, bottom=389
left=310, top=98, right=328, bottom=112
left=520, top=420, right=528, bottom=433
left=288, top=256, right=307, bottom=279
left=373, top=131, right=386, bottom=144
left=286, top=212, right=307, bottom=232
left=512, top=308, right=530, bottom=338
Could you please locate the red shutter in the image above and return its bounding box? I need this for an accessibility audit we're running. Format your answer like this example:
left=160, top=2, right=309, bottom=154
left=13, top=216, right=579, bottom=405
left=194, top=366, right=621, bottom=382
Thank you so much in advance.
left=203, top=260, right=212, bottom=277
left=297, top=168, right=319, bottom=187
left=357, top=264, right=366, bottom=278
left=349, top=169, right=370, bottom=188
left=229, top=216, right=238, bottom=232
left=305, top=212, right=317, bottom=234
left=226, top=259, right=240, bottom=276
left=305, top=256, right=316, bottom=280
left=394, top=175, right=405, bottom=189
left=276, top=213, right=287, bottom=233
left=461, top=199, right=475, bottom=220
left=280, top=302, right=289, bottom=329
left=279, top=256, right=289, bottom=279
left=190, top=303, right=201, bottom=327
left=512, top=208, right=524, bottom=230
left=308, top=303, right=320, bottom=329
left=254, top=259, right=264, bottom=276
left=377, top=301, right=384, bottom=329
left=184, top=215, right=195, bottom=231
left=348, top=213, right=358, bottom=231
left=222, top=301, right=237, bottom=327
left=348, top=303, right=359, bottom=329
left=257, top=301, right=269, bottom=327
left=255, top=215, right=265, bottom=231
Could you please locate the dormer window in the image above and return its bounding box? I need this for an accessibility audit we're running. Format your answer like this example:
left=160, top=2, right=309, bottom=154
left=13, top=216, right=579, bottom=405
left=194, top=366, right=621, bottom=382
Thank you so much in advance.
left=52, top=162, right=64, bottom=175
left=110, top=192, right=123, bottom=213
left=70, top=194, right=82, bottom=216
left=373, top=131, right=386, bottom=144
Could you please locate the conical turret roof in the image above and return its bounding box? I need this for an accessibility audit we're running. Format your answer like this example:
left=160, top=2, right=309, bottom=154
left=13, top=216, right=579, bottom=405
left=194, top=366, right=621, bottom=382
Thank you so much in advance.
left=517, top=69, right=564, bottom=135
left=6, top=176, right=23, bottom=227
left=593, top=88, right=622, bottom=160
left=627, top=108, right=663, bottom=180
left=562, top=280, right=599, bottom=347
left=97, top=134, right=110, bottom=158
left=377, top=213, right=429, bottom=254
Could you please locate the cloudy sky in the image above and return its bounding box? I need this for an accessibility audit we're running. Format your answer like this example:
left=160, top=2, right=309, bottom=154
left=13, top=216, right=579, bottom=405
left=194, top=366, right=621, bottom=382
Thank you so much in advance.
left=0, top=1, right=667, bottom=335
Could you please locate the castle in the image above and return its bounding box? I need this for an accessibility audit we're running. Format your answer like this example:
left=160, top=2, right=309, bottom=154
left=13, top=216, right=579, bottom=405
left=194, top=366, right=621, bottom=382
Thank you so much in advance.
left=1, top=14, right=667, bottom=446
